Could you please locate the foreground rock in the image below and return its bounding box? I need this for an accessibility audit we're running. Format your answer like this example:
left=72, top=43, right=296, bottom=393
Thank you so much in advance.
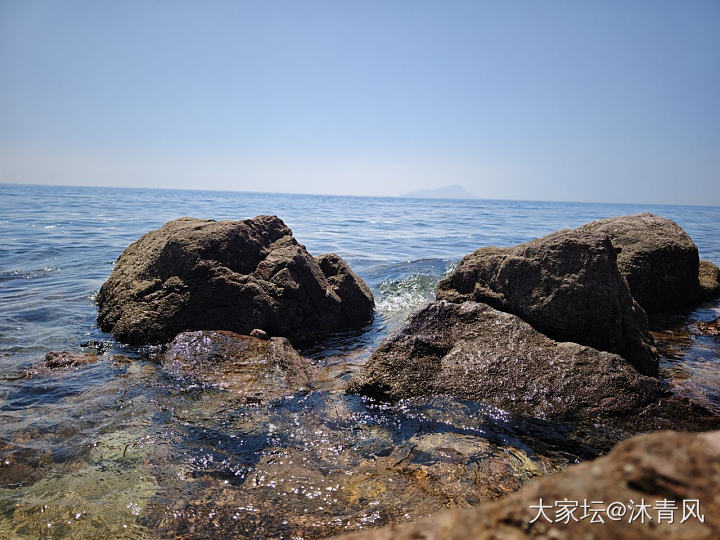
left=96, top=216, right=374, bottom=346
left=347, top=301, right=662, bottom=420
left=334, top=430, right=720, bottom=540
left=699, top=259, right=720, bottom=300
left=578, top=213, right=700, bottom=312
left=436, top=229, right=658, bottom=376
left=161, top=330, right=314, bottom=402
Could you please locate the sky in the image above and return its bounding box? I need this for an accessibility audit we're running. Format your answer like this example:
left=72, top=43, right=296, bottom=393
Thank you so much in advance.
left=1, top=0, right=719, bottom=205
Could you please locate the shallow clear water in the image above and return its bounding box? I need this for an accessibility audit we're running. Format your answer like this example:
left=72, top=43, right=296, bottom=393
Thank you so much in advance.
left=0, top=184, right=719, bottom=538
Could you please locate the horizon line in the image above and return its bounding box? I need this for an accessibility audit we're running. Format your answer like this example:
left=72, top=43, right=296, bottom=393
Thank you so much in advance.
left=1, top=180, right=718, bottom=210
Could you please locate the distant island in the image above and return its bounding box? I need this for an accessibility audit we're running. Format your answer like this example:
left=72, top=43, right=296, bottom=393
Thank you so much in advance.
left=401, top=184, right=476, bottom=199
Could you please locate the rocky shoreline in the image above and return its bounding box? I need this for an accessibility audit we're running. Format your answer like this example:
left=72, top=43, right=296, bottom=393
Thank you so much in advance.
left=19, top=212, right=720, bottom=537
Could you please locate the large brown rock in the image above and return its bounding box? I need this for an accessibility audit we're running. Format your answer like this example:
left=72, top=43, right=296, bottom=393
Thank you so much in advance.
left=333, top=430, right=720, bottom=539
left=96, top=216, right=374, bottom=346
left=578, top=213, right=700, bottom=312
left=699, top=259, right=720, bottom=301
left=346, top=301, right=662, bottom=420
left=436, top=229, right=658, bottom=376
left=161, top=330, right=314, bottom=402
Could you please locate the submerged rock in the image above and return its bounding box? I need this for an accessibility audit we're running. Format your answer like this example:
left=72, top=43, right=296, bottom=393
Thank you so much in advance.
left=334, top=430, right=720, bottom=540
left=42, top=351, right=99, bottom=369
left=578, top=213, right=700, bottom=312
left=0, top=443, right=53, bottom=489
left=347, top=301, right=662, bottom=420
left=160, top=330, right=314, bottom=402
left=690, top=318, right=720, bottom=336
left=147, top=393, right=567, bottom=540
left=96, top=216, right=374, bottom=346
left=24, top=351, right=127, bottom=377
left=436, top=229, right=658, bottom=375
left=699, top=259, right=720, bottom=301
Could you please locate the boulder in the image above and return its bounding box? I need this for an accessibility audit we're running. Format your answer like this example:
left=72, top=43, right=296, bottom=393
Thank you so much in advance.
left=436, top=229, right=658, bottom=376
left=333, top=430, right=720, bottom=540
left=578, top=213, right=700, bottom=312
left=96, top=216, right=374, bottom=346
left=699, top=259, right=720, bottom=300
left=346, top=301, right=662, bottom=420
left=161, top=330, right=314, bottom=402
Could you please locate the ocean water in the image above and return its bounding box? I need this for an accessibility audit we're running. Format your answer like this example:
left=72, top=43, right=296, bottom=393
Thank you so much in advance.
left=0, top=183, right=719, bottom=538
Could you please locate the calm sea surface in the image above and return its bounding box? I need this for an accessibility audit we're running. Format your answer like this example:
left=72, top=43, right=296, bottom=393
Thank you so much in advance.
left=1, top=184, right=719, bottom=538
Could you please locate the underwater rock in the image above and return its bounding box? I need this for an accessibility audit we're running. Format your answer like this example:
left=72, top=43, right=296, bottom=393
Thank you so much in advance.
left=333, top=429, right=720, bottom=540
left=699, top=259, right=720, bottom=301
left=578, top=213, right=700, bottom=312
left=42, top=350, right=99, bottom=369
left=436, top=228, right=657, bottom=376
left=24, top=351, right=133, bottom=377
left=24, top=351, right=100, bottom=377
left=0, top=444, right=53, bottom=489
left=347, top=301, right=662, bottom=420
left=148, top=405, right=559, bottom=540
left=690, top=318, right=720, bottom=336
left=160, top=330, right=314, bottom=402
left=96, top=215, right=374, bottom=346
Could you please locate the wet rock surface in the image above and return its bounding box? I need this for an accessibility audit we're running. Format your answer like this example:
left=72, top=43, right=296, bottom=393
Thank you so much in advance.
left=0, top=443, right=53, bottom=489
left=691, top=318, right=720, bottom=336
left=24, top=350, right=130, bottom=377
left=347, top=301, right=663, bottom=420
left=619, top=396, right=720, bottom=433
left=138, top=394, right=577, bottom=540
left=436, top=228, right=657, bottom=376
left=578, top=213, right=701, bottom=313
left=96, top=215, right=374, bottom=346
left=160, top=330, right=315, bottom=403
left=699, top=259, right=720, bottom=301
left=40, top=351, right=98, bottom=370
left=334, top=430, right=720, bottom=540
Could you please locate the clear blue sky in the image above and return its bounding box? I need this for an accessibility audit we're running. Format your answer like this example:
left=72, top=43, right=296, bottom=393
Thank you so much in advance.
left=1, top=0, right=718, bottom=204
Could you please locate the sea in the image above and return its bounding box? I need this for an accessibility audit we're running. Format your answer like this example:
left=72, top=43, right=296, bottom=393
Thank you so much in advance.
left=1, top=183, right=719, bottom=538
